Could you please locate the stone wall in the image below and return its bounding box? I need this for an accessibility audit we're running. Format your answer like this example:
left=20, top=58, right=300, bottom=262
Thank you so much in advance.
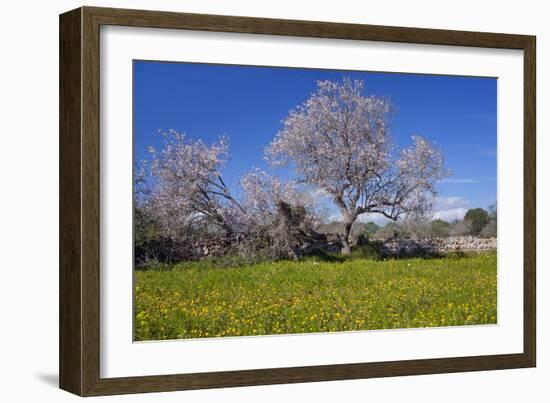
left=380, top=236, right=497, bottom=257
left=184, top=235, right=496, bottom=260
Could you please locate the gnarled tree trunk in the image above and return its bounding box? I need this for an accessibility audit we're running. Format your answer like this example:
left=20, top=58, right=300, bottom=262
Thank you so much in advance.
left=340, top=220, right=353, bottom=255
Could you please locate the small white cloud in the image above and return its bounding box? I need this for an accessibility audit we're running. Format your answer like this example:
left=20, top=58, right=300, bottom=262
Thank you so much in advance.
left=328, top=212, right=390, bottom=226
left=327, top=196, right=470, bottom=224
left=435, top=196, right=470, bottom=210
left=432, top=196, right=470, bottom=222
left=441, top=178, right=480, bottom=184
left=432, top=207, right=468, bottom=222
left=357, top=213, right=391, bottom=226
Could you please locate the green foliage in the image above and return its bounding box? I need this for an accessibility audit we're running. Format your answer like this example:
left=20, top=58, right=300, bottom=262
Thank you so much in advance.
left=464, top=208, right=490, bottom=235
left=362, top=221, right=381, bottom=235
left=430, top=219, right=451, bottom=238
left=374, top=221, right=402, bottom=239
left=317, top=221, right=380, bottom=240
left=135, top=254, right=497, bottom=340
left=134, top=206, right=161, bottom=247
left=134, top=207, right=171, bottom=266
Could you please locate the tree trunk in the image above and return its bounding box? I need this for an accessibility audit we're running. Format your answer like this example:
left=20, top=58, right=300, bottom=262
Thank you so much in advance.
left=341, top=220, right=353, bottom=255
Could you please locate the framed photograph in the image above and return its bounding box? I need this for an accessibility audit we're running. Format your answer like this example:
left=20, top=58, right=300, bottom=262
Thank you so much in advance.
left=59, top=6, right=536, bottom=396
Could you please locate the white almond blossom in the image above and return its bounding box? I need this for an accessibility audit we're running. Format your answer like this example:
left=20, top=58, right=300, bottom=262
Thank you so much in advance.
left=144, top=130, right=245, bottom=237
left=240, top=168, right=311, bottom=223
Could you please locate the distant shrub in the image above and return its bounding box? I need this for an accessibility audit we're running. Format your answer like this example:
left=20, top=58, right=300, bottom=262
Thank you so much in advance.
left=449, top=219, right=472, bottom=237
left=374, top=222, right=403, bottom=239
left=464, top=208, right=490, bottom=235
left=429, top=219, right=451, bottom=238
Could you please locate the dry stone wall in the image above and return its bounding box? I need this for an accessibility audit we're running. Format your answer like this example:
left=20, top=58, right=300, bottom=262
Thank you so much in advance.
left=187, top=235, right=496, bottom=260
left=380, top=236, right=496, bottom=257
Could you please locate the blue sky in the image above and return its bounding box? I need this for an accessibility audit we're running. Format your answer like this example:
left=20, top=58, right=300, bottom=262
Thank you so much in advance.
left=134, top=60, right=497, bottom=224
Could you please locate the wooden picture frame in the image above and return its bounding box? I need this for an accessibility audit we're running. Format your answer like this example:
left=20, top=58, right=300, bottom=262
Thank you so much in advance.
left=59, top=6, right=536, bottom=396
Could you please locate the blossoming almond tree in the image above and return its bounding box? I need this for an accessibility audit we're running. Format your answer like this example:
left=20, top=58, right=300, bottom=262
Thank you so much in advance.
left=142, top=131, right=311, bottom=243
left=144, top=130, right=247, bottom=237
left=265, top=78, right=448, bottom=254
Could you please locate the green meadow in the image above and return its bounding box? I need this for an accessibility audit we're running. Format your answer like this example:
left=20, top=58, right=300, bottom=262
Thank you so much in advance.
left=134, top=253, right=497, bottom=341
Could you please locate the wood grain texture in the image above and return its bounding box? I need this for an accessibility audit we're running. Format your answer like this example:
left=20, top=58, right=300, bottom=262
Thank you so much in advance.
left=59, top=6, right=537, bottom=396
left=523, top=38, right=536, bottom=367
left=84, top=6, right=532, bottom=49
left=59, top=8, right=83, bottom=396
left=81, top=6, right=102, bottom=396
left=85, top=354, right=531, bottom=396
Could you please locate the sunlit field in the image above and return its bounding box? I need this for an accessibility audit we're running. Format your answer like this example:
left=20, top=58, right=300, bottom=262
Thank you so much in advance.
left=134, top=253, right=497, bottom=341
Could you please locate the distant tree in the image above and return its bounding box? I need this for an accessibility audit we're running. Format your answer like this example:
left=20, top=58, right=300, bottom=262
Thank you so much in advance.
left=363, top=221, right=381, bottom=235
left=265, top=78, right=448, bottom=254
left=449, top=219, right=472, bottom=237
left=464, top=208, right=490, bottom=236
left=399, top=218, right=432, bottom=239
left=375, top=222, right=403, bottom=240
left=430, top=219, right=451, bottom=238
left=353, top=221, right=382, bottom=245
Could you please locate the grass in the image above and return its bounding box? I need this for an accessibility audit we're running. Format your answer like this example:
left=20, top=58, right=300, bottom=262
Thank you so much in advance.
left=134, top=253, right=497, bottom=341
